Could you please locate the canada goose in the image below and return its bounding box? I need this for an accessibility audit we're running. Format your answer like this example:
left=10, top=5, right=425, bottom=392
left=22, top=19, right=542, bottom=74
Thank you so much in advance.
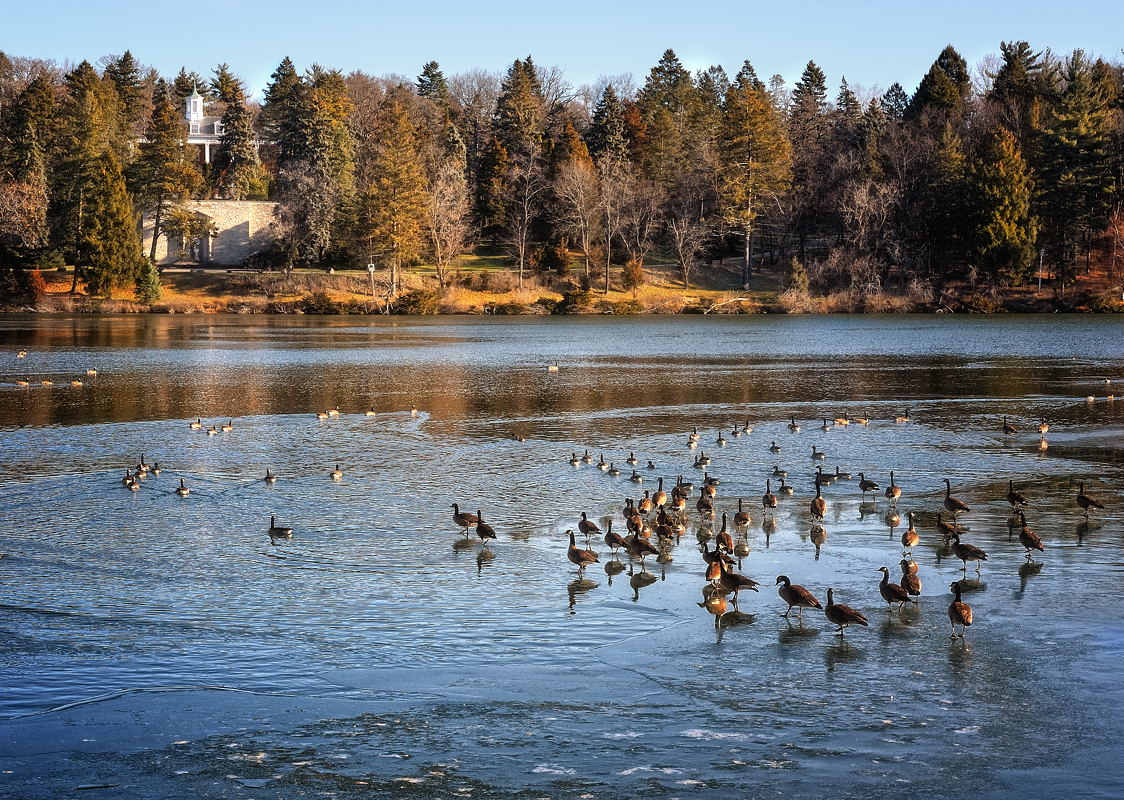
left=704, top=473, right=720, bottom=486
left=731, top=425, right=742, bottom=437
left=742, top=420, right=753, bottom=433
left=676, top=476, right=695, bottom=492
left=695, top=452, right=711, bottom=467
left=901, top=511, right=919, bottom=554
left=1017, top=512, right=1045, bottom=560
left=327, top=406, right=340, bottom=417
left=578, top=512, right=601, bottom=539
left=126, top=476, right=139, bottom=491
left=207, top=425, right=218, bottom=435
left=607, top=463, right=620, bottom=476
left=638, top=491, right=653, bottom=514
left=776, top=575, right=822, bottom=618
left=565, top=529, right=597, bottom=571
left=716, top=431, right=727, bottom=446
left=16, top=351, right=26, bottom=358
left=717, top=559, right=760, bottom=606
left=268, top=516, right=293, bottom=538
left=410, top=406, right=419, bottom=417
left=364, top=407, right=377, bottom=416
left=512, top=434, right=526, bottom=442
left=935, top=512, right=961, bottom=541
left=788, top=416, right=801, bottom=432
left=264, top=469, right=277, bottom=484
left=810, top=481, right=826, bottom=520
left=581, top=450, right=594, bottom=464
left=329, top=464, right=343, bottom=480
left=833, top=414, right=849, bottom=426
left=1002, top=417, right=1018, bottom=435
left=769, top=441, right=781, bottom=453
left=175, top=479, right=190, bottom=496
left=701, top=474, right=717, bottom=498
left=696, top=493, right=712, bottom=516
left=851, top=412, right=870, bottom=425
left=316, top=411, right=329, bottom=420
left=948, top=582, right=973, bottom=638
left=825, top=588, right=868, bottom=634
left=900, top=559, right=922, bottom=596
left=135, top=454, right=149, bottom=472
left=814, top=466, right=834, bottom=484
left=121, top=470, right=134, bottom=487
left=568, top=452, right=580, bottom=466
left=1076, top=483, right=1104, bottom=518
left=701, top=587, right=728, bottom=626
left=625, top=452, right=638, bottom=465
left=885, top=471, right=901, bottom=504
left=821, top=419, right=831, bottom=432
left=688, top=426, right=700, bottom=443
left=1006, top=481, right=1029, bottom=509
left=895, top=408, right=911, bottom=423
left=715, top=513, right=733, bottom=553
left=451, top=503, right=479, bottom=533
left=734, top=498, right=751, bottom=526
left=14, top=380, right=28, bottom=386
left=943, top=479, right=970, bottom=514
left=476, top=510, right=497, bottom=544
left=762, top=480, right=778, bottom=512
left=771, top=465, right=787, bottom=478
left=950, top=533, right=988, bottom=571
left=856, top=472, right=879, bottom=498
left=811, top=446, right=826, bottom=460
left=70, top=380, right=82, bottom=387
left=1037, top=421, right=1049, bottom=435
left=629, top=470, right=643, bottom=483
left=877, top=566, right=914, bottom=612
left=627, top=532, right=659, bottom=562
left=779, top=478, right=794, bottom=495
left=646, top=460, right=656, bottom=470
left=189, top=419, right=202, bottom=430
left=596, top=454, right=608, bottom=471
left=652, top=478, right=667, bottom=507
left=40, top=380, right=53, bottom=386
left=604, top=520, right=628, bottom=554
left=151, top=463, right=161, bottom=476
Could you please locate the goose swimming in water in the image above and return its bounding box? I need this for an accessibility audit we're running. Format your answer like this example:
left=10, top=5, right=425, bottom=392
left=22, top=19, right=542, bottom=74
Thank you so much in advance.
left=175, top=479, right=190, bottom=497
left=268, top=516, right=293, bottom=538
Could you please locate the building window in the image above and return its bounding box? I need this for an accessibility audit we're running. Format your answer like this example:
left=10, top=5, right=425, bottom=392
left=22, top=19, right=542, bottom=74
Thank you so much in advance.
left=192, top=99, right=201, bottom=115
left=190, top=123, right=199, bottom=134
left=214, top=122, right=224, bottom=136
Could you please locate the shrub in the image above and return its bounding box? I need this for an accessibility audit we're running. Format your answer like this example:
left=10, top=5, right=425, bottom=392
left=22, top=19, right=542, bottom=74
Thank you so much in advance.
left=532, top=296, right=560, bottom=314
left=492, top=302, right=530, bottom=315
left=621, top=257, right=645, bottom=290
left=394, top=289, right=442, bottom=315
left=301, top=290, right=342, bottom=314
left=22, top=269, right=47, bottom=303
left=612, top=299, right=644, bottom=315
left=554, top=289, right=595, bottom=314
left=134, top=260, right=162, bottom=305
left=785, top=257, right=809, bottom=294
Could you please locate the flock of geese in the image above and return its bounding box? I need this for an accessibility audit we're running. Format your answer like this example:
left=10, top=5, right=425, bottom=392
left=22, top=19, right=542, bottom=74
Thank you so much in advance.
left=109, top=398, right=1111, bottom=642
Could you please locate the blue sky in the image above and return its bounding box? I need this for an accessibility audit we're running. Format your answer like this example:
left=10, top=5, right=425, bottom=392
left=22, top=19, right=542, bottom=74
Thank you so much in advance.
left=4, top=0, right=1121, bottom=100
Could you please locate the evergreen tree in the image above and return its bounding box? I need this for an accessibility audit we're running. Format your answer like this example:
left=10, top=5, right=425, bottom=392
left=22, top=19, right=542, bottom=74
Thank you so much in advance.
left=881, top=83, right=910, bottom=121
left=587, top=86, right=628, bottom=165
left=1037, top=50, right=1116, bottom=284
left=359, top=100, right=428, bottom=291
left=908, top=45, right=971, bottom=119
left=135, top=257, right=161, bottom=304
left=172, top=67, right=212, bottom=107
left=81, top=151, right=142, bottom=295
left=258, top=57, right=305, bottom=164
left=2, top=76, right=54, bottom=182
left=104, top=51, right=145, bottom=131
left=789, top=60, right=830, bottom=257
left=834, top=77, right=863, bottom=148
left=131, top=80, right=202, bottom=261
left=925, top=122, right=968, bottom=277
left=210, top=63, right=242, bottom=105
left=732, top=61, right=763, bottom=92
left=969, top=126, right=1037, bottom=283
left=474, top=135, right=509, bottom=234
left=637, top=49, right=694, bottom=113
left=416, top=61, right=450, bottom=107
left=212, top=82, right=262, bottom=199
left=495, top=57, right=544, bottom=158
left=720, top=79, right=791, bottom=287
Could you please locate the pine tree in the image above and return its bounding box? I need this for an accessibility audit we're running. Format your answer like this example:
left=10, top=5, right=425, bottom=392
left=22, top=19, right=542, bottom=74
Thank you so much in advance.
left=210, top=63, right=242, bottom=105
left=258, top=57, right=305, bottom=165
left=908, top=45, right=971, bottom=119
left=359, top=101, right=428, bottom=293
left=172, top=68, right=212, bottom=107
left=720, top=79, right=791, bottom=287
left=925, top=123, right=968, bottom=277
left=588, top=86, right=628, bottom=165
left=82, top=151, right=142, bottom=296
left=416, top=61, right=450, bottom=107
left=637, top=49, right=694, bottom=113
left=495, top=58, right=544, bottom=159
left=1037, top=50, right=1116, bottom=284
left=789, top=61, right=830, bottom=257
left=212, top=82, right=262, bottom=200
left=969, top=126, right=1037, bottom=283
left=475, top=135, right=509, bottom=234
left=881, top=83, right=909, bottom=121
left=135, top=257, right=161, bottom=304
left=104, top=51, right=145, bottom=131
left=131, top=80, right=202, bottom=261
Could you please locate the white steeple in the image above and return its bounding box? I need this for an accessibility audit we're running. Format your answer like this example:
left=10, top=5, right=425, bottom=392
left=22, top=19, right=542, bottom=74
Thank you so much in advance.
left=186, top=84, right=203, bottom=122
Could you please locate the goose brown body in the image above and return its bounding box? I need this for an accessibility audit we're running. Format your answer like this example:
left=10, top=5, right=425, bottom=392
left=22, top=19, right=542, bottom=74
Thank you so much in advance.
left=948, top=583, right=973, bottom=638
left=810, top=481, right=826, bottom=520
left=451, top=503, right=479, bottom=533
left=824, top=588, right=868, bottom=634
left=475, top=510, right=497, bottom=543
left=943, top=479, right=971, bottom=514
left=1007, top=481, right=1029, bottom=508
left=1076, top=483, right=1104, bottom=517
left=951, top=533, right=988, bottom=570
left=1017, top=512, right=1045, bottom=559
left=776, top=575, right=822, bottom=618
left=762, top=480, right=778, bottom=512
left=878, top=566, right=913, bottom=611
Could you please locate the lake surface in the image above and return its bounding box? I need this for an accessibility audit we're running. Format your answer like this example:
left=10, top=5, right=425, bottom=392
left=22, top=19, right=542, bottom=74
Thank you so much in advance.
left=0, top=314, right=1121, bottom=799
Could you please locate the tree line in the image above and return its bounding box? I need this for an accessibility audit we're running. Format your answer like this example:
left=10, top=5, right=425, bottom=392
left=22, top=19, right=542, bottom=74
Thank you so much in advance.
left=0, top=43, right=1121, bottom=301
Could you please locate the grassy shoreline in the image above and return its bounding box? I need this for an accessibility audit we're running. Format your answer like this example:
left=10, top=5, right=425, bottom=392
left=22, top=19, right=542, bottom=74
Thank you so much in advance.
left=5, top=261, right=1122, bottom=315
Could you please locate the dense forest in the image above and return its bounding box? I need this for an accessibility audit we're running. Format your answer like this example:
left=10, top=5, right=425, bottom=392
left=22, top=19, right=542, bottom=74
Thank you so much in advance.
left=0, top=43, right=1122, bottom=307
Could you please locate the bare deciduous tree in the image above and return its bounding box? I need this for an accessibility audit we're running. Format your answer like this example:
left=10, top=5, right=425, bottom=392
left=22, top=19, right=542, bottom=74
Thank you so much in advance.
left=425, top=159, right=473, bottom=289
left=666, top=209, right=710, bottom=289
left=505, top=151, right=546, bottom=289
left=553, top=158, right=601, bottom=278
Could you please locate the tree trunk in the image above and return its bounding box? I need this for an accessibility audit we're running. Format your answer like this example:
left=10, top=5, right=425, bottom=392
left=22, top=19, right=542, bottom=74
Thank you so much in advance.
left=148, top=199, right=163, bottom=263
left=741, top=228, right=752, bottom=290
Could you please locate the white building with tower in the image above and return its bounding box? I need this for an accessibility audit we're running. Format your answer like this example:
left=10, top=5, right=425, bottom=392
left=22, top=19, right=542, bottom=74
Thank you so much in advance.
left=184, top=85, right=224, bottom=164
